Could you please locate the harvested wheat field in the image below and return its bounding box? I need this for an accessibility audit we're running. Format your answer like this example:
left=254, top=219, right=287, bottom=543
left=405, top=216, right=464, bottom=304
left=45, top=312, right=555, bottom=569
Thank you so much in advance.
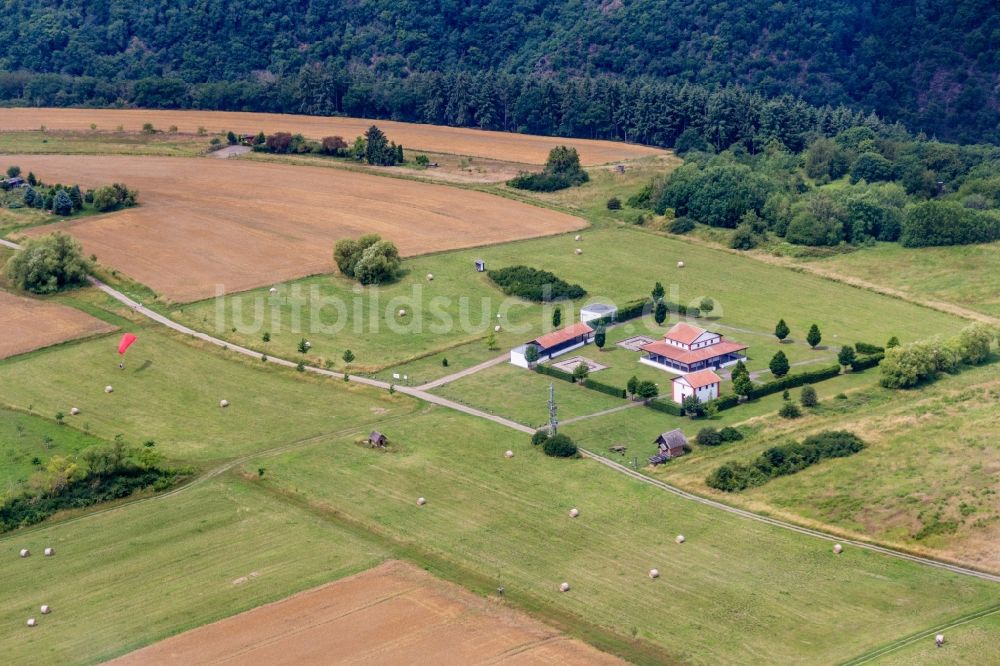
left=0, top=291, right=116, bottom=359
left=11, top=155, right=585, bottom=302
left=0, top=107, right=666, bottom=165
left=111, top=560, right=622, bottom=665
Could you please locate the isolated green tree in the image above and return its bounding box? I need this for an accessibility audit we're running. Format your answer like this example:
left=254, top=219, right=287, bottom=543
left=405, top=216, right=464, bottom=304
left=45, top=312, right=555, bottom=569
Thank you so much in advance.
left=838, top=345, right=856, bottom=367
left=342, top=349, right=355, bottom=365
left=774, top=319, right=790, bottom=342
left=651, top=281, right=665, bottom=302
left=886, top=336, right=900, bottom=348
left=682, top=394, right=704, bottom=418
left=6, top=165, right=20, bottom=178
left=594, top=325, right=606, bottom=350
left=524, top=345, right=540, bottom=364
left=769, top=350, right=790, bottom=377
left=699, top=297, right=714, bottom=314
left=226, top=130, right=238, bottom=145
left=552, top=306, right=562, bottom=328
left=654, top=300, right=667, bottom=325
left=626, top=375, right=639, bottom=398
left=807, top=324, right=822, bottom=348
left=52, top=190, right=73, bottom=216
left=572, top=362, right=590, bottom=382
left=636, top=380, right=659, bottom=400
left=800, top=385, right=818, bottom=407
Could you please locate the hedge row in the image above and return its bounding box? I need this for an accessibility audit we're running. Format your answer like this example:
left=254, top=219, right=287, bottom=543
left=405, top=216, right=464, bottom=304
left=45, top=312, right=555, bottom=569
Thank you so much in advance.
left=746, top=364, right=842, bottom=400
left=535, top=364, right=576, bottom=382
left=854, top=341, right=885, bottom=355
left=588, top=297, right=651, bottom=328
left=712, top=394, right=741, bottom=411
left=646, top=399, right=683, bottom=416
left=851, top=352, right=884, bottom=372
left=584, top=378, right=627, bottom=398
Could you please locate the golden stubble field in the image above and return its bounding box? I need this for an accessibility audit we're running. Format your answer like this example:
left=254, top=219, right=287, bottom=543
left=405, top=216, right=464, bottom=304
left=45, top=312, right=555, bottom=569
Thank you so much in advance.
left=110, top=560, right=623, bottom=666
left=11, top=155, right=586, bottom=302
left=0, top=108, right=667, bottom=165
left=0, top=290, right=116, bottom=359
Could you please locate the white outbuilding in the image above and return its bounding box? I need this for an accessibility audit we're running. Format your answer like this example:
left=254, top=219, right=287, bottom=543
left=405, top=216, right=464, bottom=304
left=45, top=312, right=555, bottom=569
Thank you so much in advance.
left=580, top=303, right=617, bottom=325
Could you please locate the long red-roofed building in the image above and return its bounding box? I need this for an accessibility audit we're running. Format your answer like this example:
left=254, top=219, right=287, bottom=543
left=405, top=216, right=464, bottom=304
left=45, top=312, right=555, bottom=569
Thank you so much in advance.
left=640, top=322, right=747, bottom=374
left=510, top=321, right=594, bottom=367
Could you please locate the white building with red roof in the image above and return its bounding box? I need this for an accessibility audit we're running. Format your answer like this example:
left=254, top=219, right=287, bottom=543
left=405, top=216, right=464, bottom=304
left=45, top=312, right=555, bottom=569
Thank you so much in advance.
left=640, top=322, right=747, bottom=375
left=510, top=321, right=594, bottom=368
left=672, top=369, right=722, bottom=404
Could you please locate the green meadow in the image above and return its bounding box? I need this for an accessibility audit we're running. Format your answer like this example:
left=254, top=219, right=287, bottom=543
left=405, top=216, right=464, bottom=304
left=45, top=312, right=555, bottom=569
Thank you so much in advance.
left=247, top=407, right=997, bottom=665
left=0, top=327, right=412, bottom=464
left=0, top=477, right=387, bottom=664
left=810, top=241, right=1000, bottom=319
left=177, top=226, right=965, bottom=386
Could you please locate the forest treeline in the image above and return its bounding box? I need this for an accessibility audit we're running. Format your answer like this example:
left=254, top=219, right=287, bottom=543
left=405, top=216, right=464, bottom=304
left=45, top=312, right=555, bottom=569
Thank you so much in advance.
left=0, top=0, right=996, bottom=145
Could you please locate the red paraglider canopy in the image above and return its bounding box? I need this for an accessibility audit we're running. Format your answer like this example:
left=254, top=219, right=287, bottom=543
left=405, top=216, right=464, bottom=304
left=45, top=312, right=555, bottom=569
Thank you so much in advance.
left=118, top=333, right=138, bottom=355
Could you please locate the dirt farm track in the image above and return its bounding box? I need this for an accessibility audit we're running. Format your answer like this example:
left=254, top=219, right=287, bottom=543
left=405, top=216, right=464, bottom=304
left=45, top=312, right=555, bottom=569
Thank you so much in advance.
left=110, top=561, right=623, bottom=665
left=0, top=108, right=667, bottom=166
left=0, top=291, right=116, bottom=359
left=10, top=154, right=585, bottom=302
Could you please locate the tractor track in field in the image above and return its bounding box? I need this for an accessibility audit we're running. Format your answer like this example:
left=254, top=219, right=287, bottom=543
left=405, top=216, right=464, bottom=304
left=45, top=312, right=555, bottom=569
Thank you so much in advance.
left=5, top=236, right=1000, bottom=590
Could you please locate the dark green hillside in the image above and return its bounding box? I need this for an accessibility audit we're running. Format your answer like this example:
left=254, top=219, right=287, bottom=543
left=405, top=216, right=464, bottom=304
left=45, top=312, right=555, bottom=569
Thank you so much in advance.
left=0, top=1, right=996, bottom=143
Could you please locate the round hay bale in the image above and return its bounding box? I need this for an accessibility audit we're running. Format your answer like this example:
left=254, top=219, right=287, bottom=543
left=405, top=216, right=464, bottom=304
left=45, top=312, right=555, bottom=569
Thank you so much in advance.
left=40, top=605, right=50, bottom=615
left=935, top=634, right=944, bottom=646
left=19, top=548, right=30, bottom=558
left=833, top=543, right=843, bottom=554
left=304, top=341, right=311, bottom=348
left=494, top=325, right=501, bottom=332
left=70, top=407, right=80, bottom=416
left=559, top=582, right=570, bottom=592
left=569, top=508, right=580, bottom=518
left=504, top=450, right=514, bottom=459
left=26, top=618, right=36, bottom=627
left=677, top=261, right=685, bottom=268
left=649, top=568, right=660, bottom=579
left=574, top=235, right=582, bottom=241
left=417, top=497, right=426, bottom=506
left=269, top=287, right=277, bottom=294
left=426, top=273, right=434, bottom=281
left=575, top=248, right=583, bottom=255
left=675, top=534, right=685, bottom=544
left=104, top=385, right=113, bottom=394
left=219, top=399, right=229, bottom=408
left=43, top=547, right=54, bottom=557
left=398, top=309, right=406, bottom=317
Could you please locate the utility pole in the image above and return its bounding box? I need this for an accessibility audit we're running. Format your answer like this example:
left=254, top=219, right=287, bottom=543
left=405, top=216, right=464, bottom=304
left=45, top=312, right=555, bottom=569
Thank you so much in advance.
left=548, top=383, right=558, bottom=435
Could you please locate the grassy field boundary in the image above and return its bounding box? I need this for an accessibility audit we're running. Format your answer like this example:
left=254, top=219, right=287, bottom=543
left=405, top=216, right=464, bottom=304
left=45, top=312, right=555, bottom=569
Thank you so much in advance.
left=839, top=603, right=1000, bottom=665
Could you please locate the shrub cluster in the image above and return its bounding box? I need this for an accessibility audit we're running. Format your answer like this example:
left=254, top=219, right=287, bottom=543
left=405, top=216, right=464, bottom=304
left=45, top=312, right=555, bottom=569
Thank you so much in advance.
left=542, top=433, right=578, bottom=458
left=333, top=234, right=401, bottom=285
left=0, top=439, right=180, bottom=533
left=706, top=431, right=866, bottom=492
left=487, top=265, right=586, bottom=302
left=696, top=426, right=743, bottom=446
left=5, top=233, right=89, bottom=294
left=880, top=324, right=996, bottom=388
left=508, top=146, right=589, bottom=192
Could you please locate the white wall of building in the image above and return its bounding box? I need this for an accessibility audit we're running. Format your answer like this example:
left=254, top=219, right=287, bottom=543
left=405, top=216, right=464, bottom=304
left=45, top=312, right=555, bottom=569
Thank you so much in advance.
left=672, top=381, right=719, bottom=404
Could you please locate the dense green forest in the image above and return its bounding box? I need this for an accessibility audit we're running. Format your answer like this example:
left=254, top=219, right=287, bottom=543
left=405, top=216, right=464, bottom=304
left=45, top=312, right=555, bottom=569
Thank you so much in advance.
left=0, top=1, right=996, bottom=145
left=637, top=125, right=1000, bottom=249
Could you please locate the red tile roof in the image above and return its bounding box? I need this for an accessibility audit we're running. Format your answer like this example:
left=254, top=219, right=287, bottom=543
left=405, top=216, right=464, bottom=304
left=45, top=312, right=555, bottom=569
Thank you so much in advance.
left=532, top=321, right=593, bottom=350
left=664, top=322, right=709, bottom=346
left=673, top=369, right=722, bottom=389
left=641, top=339, right=747, bottom=365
